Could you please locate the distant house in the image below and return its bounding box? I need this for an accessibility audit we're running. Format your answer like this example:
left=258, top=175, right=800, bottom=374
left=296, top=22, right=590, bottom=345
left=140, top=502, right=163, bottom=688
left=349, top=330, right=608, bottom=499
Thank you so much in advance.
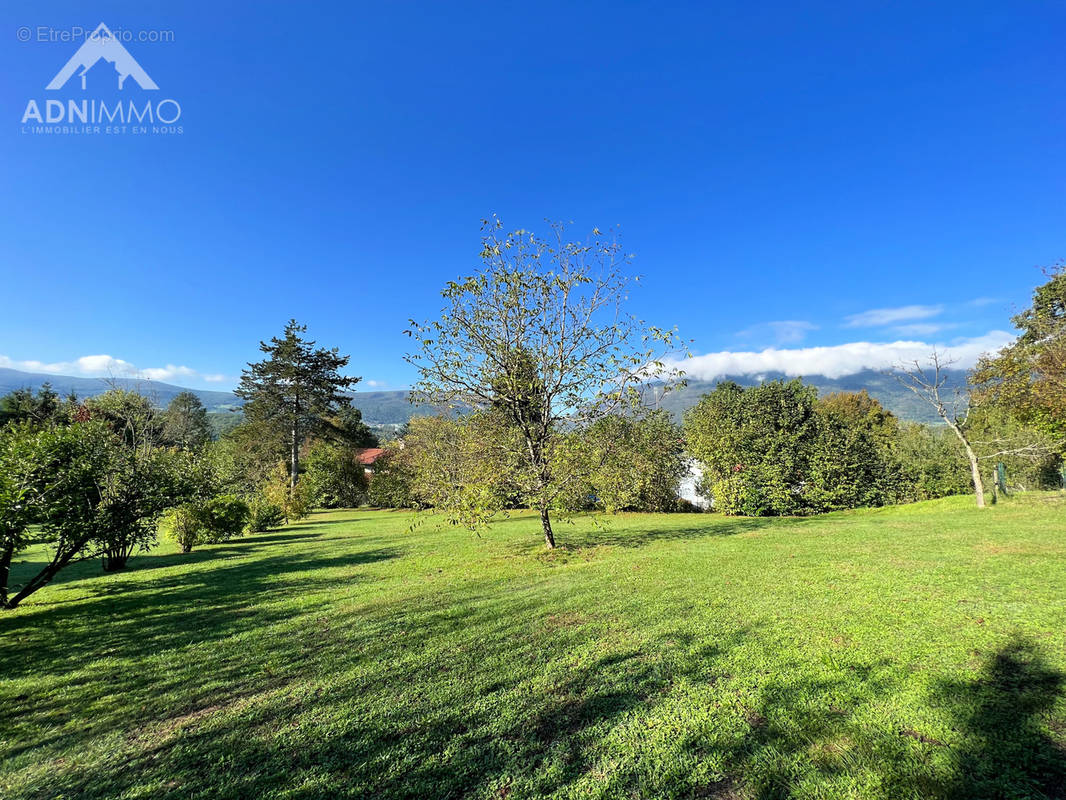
left=355, top=447, right=386, bottom=476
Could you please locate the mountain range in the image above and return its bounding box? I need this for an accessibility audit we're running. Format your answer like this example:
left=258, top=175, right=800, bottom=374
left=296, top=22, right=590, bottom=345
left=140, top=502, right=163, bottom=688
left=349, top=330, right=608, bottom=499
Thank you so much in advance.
left=1, top=366, right=964, bottom=427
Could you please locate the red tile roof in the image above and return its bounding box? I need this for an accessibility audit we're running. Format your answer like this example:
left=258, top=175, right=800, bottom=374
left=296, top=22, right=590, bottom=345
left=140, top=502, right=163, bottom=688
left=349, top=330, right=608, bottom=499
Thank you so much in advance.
left=355, top=447, right=386, bottom=466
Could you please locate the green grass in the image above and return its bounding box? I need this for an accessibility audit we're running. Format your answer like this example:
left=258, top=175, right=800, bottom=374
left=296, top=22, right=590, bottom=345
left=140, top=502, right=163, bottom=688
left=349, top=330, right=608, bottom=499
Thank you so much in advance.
left=3, top=494, right=1066, bottom=799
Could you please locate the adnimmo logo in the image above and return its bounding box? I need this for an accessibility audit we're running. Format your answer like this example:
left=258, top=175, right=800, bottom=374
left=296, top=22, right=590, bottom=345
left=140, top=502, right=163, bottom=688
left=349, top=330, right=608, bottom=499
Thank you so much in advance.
left=20, top=23, right=182, bottom=136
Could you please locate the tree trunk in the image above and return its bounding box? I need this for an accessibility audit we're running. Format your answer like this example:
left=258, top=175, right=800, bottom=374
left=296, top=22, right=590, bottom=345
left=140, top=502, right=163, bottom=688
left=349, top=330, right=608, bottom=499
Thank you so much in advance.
left=103, top=551, right=129, bottom=572
left=965, top=442, right=986, bottom=508
left=947, top=421, right=985, bottom=508
left=0, top=542, right=13, bottom=609
left=540, top=507, right=556, bottom=549
left=290, top=421, right=300, bottom=492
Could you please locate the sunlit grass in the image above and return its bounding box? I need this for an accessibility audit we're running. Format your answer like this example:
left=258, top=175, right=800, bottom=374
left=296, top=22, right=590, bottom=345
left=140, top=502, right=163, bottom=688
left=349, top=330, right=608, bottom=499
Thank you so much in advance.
left=2, top=493, right=1065, bottom=799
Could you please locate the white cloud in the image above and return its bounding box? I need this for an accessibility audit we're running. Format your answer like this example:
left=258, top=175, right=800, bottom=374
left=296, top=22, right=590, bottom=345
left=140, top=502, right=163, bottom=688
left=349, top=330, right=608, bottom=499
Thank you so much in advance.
left=844, top=304, right=944, bottom=328
left=0, top=354, right=227, bottom=387
left=737, top=320, right=818, bottom=345
left=364, top=379, right=386, bottom=388
left=671, top=330, right=1014, bottom=381
left=890, top=322, right=957, bottom=336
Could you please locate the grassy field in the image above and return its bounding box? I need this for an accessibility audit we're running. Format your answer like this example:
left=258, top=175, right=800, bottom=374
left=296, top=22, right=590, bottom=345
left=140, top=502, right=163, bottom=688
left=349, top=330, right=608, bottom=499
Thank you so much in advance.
left=2, top=495, right=1065, bottom=799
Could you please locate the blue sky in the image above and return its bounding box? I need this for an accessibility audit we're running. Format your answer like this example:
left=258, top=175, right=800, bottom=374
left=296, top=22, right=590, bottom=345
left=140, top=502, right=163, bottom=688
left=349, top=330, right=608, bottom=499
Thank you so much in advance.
left=1, top=1, right=1063, bottom=390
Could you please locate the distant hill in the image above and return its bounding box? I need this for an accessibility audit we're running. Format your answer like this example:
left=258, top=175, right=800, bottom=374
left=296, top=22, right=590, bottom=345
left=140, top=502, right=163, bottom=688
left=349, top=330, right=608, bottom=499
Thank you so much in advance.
left=0, top=368, right=242, bottom=412
left=652, top=369, right=969, bottom=426
left=0, top=367, right=427, bottom=426
left=0, top=366, right=967, bottom=427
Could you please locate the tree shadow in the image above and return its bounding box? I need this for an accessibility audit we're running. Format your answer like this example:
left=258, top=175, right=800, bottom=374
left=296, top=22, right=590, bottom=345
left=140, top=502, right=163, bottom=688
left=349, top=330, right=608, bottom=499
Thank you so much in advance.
left=936, top=637, right=1066, bottom=799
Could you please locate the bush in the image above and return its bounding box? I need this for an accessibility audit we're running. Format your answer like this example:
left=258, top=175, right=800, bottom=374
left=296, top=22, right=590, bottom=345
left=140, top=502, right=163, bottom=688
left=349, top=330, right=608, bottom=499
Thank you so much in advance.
left=303, top=441, right=368, bottom=508
left=262, top=464, right=313, bottom=523
left=168, top=494, right=250, bottom=553
left=710, top=464, right=793, bottom=516
left=247, top=495, right=285, bottom=532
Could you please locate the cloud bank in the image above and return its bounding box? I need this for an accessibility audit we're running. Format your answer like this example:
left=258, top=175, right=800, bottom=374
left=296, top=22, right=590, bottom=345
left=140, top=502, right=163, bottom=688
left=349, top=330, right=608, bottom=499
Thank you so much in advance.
left=0, top=354, right=228, bottom=385
left=671, top=330, right=1014, bottom=381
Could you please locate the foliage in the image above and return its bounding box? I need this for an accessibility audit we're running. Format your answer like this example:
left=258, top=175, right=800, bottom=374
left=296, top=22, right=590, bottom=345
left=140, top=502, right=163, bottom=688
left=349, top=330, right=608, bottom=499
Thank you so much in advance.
left=262, top=463, right=313, bottom=524
left=576, top=411, right=687, bottom=513
left=163, top=391, right=211, bottom=450
left=236, top=319, right=359, bottom=491
left=398, top=414, right=521, bottom=523
left=684, top=380, right=819, bottom=515
left=0, top=383, right=62, bottom=427
left=209, top=420, right=287, bottom=495
left=365, top=444, right=419, bottom=509
left=0, top=420, right=115, bottom=608
left=891, top=422, right=973, bottom=502
left=303, top=440, right=368, bottom=508
left=406, top=218, right=684, bottom=546
left=972, top=263, right=1066, bottom=441
left=247, top=495, right=285, bottom=532
left=168, top=494, right=251, bottom=553
left=686, top=384, right=914, bottom=515
left=804, top=391, right=901, bottom=512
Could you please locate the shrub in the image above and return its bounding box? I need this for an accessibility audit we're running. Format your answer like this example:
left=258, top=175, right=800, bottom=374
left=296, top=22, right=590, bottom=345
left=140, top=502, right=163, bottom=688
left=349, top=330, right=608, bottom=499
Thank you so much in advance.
left=710, top=463, right=793, bottom=516
left=303, top=441, right=368, bottom=508
left=262, top=464, right=313, bottom=523
left=247, top=495, right=285, bottom=532
left=168, top=494, right=250, bottom=553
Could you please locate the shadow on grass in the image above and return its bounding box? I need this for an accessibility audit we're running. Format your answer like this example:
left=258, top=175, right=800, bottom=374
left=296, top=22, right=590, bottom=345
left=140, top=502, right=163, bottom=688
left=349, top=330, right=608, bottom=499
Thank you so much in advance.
left=3, top=515, right=1063, bottom=800
left=700, top=635, right=1066, bottom=800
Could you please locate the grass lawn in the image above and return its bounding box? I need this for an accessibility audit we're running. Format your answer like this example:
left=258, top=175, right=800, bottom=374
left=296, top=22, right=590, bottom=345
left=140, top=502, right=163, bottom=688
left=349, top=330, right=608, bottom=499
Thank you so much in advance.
left=2, top=494, right=1066, bottom=799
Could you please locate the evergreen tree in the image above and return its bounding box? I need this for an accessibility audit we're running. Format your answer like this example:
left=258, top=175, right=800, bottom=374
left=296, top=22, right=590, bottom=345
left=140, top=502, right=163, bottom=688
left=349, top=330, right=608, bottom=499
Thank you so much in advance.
left=163, top=391, right=211, bottom=449
left=236, top=320, right=359, bottom=491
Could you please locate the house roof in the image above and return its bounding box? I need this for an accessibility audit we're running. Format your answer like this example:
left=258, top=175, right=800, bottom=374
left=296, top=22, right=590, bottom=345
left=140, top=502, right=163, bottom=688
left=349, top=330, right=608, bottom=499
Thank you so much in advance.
left=355, top=447, right=386, bottom=466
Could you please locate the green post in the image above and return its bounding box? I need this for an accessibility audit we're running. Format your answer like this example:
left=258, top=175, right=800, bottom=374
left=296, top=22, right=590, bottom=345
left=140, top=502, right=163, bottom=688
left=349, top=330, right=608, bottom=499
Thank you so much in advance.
left=996, top=462, right=1007, bottom=495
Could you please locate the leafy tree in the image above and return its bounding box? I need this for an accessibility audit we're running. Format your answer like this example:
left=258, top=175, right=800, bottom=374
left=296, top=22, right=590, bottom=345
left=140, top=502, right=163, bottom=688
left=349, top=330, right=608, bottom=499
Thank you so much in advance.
left=85, top=389, right=165, bottom=452
left=0, top=420, right=115, bottom=609
left=303, top=440, right=369, bottom=508
left=365, top=444, right=419, bottom=509
left=262, top=462, right=313, bottom=524
left=210, top=419, right=288, bottom=495
left=893, top=352, right=1053, bottom=508
left=237, top=320, right=359, bottom=492
left=163, top=391, right=210, bottom=449
left=972, top=264, right=1066, bottom=442
left=684, top=380, right=819, bottom=515
left=577, top=411, right=686, bottom=512
left=406, top=219, right=683, bottom=547
left=331, top=407, right=379, bottom=448
left=892, top=422, right=972, bottom=502
left=400, top=414, right=521, bottom=523
left=805, top=391, right=900, bottom=512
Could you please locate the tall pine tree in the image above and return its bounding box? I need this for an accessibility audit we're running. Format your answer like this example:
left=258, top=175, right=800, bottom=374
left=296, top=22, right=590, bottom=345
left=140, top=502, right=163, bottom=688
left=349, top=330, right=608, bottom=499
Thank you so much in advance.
left=237, top=320, right=358, bottom=490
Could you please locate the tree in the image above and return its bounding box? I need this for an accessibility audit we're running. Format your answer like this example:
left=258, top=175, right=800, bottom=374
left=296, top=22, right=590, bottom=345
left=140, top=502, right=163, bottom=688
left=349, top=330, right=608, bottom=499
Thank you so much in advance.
left=303, top=440, right=369, bottom=508
left=164, top=391, right=210, bottom=449
left=400, top=414, right=521, bottom=522
left=894, top=352, right=990, bottom=507
left=972, top=264, right=1066, bottom=441
left=805, top=391, right=900, bottom=512
left=237, top=320, right=359, bottom=493
left=0, top=384, right=61, bottom=427
left=0, top=420, right=115, bottom=609
left=578, top=411, right=686, bottom=513
left=406, top=219, right=683, bottom=547
left=684, top=380, right=819, bottom=515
